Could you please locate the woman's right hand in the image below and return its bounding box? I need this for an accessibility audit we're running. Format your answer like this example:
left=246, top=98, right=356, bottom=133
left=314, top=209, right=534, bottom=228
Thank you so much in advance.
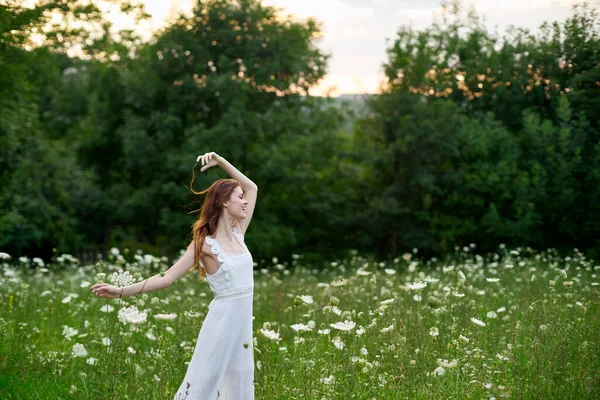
left=197, top=152, right=222, bottom=172
left=90, top=283, right=121, bottom=298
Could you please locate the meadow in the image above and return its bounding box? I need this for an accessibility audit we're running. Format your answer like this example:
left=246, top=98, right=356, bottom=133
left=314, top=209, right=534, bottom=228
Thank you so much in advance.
left=0, top=246, right=598, bottom=399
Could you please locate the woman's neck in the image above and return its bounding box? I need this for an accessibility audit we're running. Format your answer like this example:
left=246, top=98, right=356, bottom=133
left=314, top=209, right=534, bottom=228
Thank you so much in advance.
left=215, top=214, right=236, bottom=242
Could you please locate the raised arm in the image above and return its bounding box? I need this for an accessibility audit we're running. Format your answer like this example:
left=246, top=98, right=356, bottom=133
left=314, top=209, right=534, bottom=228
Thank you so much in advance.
left=198, top=152, right=258, bottom=235
left=90, top=242, right=197, bottom=298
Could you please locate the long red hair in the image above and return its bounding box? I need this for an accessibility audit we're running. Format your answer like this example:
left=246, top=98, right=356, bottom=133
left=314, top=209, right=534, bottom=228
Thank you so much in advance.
left=188, top=168, right=240, bottom=279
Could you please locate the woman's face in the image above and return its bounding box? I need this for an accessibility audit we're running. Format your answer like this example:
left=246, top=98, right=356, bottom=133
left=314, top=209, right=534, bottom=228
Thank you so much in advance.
left=225, top=186, right=248, bottom=219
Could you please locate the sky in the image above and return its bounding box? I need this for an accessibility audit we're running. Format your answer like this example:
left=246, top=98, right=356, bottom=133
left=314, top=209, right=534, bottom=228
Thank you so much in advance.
left=135, top=0, right=597, bottom=96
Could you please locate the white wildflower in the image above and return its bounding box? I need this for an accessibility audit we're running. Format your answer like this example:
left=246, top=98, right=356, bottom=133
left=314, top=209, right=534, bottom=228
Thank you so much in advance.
left=259, top=329, right=280, bottom=341
left=407, top=281, right=427, bottom=290
left=298, top=295, right=313, bottom=305
left=330, top=320, right=356, bottom=332
left=110, top=269, right=135, bottom=288
left=71, top=343, right=88, bottom=358
left=380, top=298, right=395, bottom=305
left=331, top=279, right=348, bottom=287
left=470, top=317, right=486, bottom=327
left=290, top=323, right=312, bottom=332
left=100, top=304, right=114, bottom=313
left=429, top=327, right=439, bottom=337
left=154, top=313, right=177, bottom=320
left=321, top=375, right=335, bottom=384
left=118, top=306, right=147, bottom=325
left=332, top=337, right=345, bottom=350
left=560, top=269, right=567, bottom=279
left=433, top=366, right=445, bottom=376
left=62, top=326, right=79, bottom=340
left=437, top=359, right=458, bottom=368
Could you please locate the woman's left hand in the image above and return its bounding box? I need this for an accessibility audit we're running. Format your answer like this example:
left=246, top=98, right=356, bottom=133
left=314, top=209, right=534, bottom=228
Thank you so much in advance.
left=90, top=283, right=121, bottom=298
left=197, top=152, right=221, bottom=172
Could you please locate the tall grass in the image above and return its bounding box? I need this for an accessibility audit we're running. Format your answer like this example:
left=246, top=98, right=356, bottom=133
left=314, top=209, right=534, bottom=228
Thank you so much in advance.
left=0, top=246, right=598, bottom=399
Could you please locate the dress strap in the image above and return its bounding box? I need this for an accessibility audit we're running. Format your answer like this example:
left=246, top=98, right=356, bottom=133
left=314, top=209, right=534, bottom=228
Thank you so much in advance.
left=204, top=236, right=229, bottom=263
left=232, top=226, right=246, bottom=247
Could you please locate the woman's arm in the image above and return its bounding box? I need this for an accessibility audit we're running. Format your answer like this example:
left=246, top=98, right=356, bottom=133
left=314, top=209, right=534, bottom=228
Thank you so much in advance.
left=199, top=152, right=258, bottom=234
left=91, top=242, right=197, bottom=298
left=201, top=152, right=257, bottom=192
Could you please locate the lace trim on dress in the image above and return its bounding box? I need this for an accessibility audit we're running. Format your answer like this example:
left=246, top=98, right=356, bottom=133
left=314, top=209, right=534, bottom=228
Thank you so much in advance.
left=204, top=236, right=226, bottom=263
left=205, top=227, right=246, bottom=265
left=213, top=283, right=254, bottom=302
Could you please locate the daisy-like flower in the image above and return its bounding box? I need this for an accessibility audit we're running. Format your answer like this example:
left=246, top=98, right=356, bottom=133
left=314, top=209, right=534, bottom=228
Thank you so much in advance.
left=437, top=359, right=458, bottom=368
left=470, top=317, right=486, bottom=327
left=321, top=375, right=335, bottom=385
left=486, top=278, right=499, bottom=283
left=100, top=304, right=114, bottom=313
left=332, top=337, right=345, bottom=350
left=62, top=326, right=78, bottom=340
left=429, top=327, right=439, bottom=337
left=154, top=313, right=177, bottom=320
left=459, top=334, right=470, bottom=343
left=560, top=269, right=567, bottom=279
left=110, top=269, right=135, bottom=288
left=102, top=337, right=111, bottom=346
left=318, top=329, right=331, bottom=335
left=433, top=366, right=445, bottom=376
left=486, top=311, right=497, bottom=319
left=496, top=353, right=509, bottom=361
left=80, top=281, right=91, bottom=288
left=290, top=323, right=312, bottom=332
left=260, top=328, right=280, bottom=341
left=407, top=281, right=427, bottom=290
left=381, top=325, right=394, bottom=334
left=380, top=298, right=395, bottom=305
left=384, top=269, right=396, bottom=275
left=356, top=327, right=366, bottom=336
left=330, top=320, right=356, bottom=332
left=0, top=252, right=11, bottom=260
left=356, top=269, right=371, bottom=276
left=62, top=296, right=72, bottom=304
left=331, top=279, right=348, bottom=287
left=86, top=357, right=97, bottom=365
left=298, top=295, right=313, bottom=305
left=118, top=306, right=148, bottom=325
left=72, top=343, right=88, bottom=358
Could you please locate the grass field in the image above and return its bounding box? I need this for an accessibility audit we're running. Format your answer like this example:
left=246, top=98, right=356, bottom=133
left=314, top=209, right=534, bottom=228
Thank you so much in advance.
left=1, top=246, right=598, bottom=399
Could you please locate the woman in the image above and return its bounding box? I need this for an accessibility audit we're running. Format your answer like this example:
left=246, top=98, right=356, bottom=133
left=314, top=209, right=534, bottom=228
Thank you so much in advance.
left=90, top=152, right=258, bottom=400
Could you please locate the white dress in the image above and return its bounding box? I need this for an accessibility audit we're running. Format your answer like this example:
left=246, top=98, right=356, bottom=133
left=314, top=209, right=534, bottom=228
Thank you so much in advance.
left=173, top=226, right=254, bottom=400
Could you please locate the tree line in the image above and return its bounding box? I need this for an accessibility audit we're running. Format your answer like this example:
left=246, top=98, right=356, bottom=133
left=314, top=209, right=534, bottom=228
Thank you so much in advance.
left=1, top=0, right=598, bottom=263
